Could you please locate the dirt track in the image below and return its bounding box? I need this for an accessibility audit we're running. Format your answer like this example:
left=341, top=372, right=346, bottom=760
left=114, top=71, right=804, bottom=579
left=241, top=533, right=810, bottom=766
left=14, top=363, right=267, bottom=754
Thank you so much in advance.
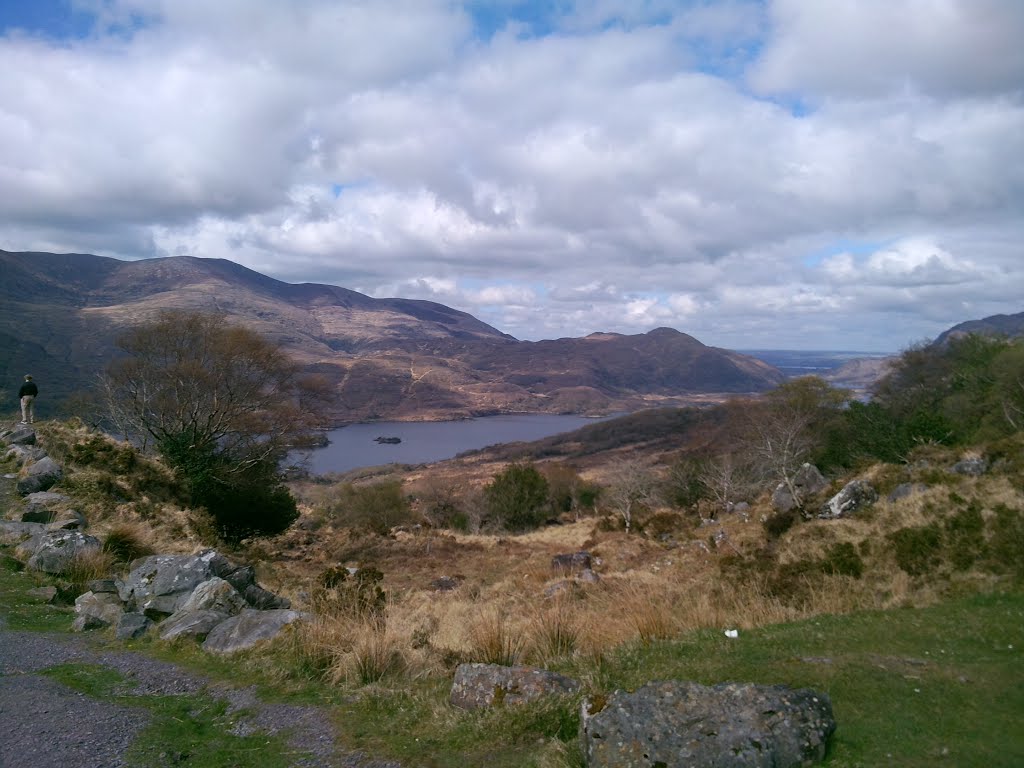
left=0, top=615, right=397, bottom=768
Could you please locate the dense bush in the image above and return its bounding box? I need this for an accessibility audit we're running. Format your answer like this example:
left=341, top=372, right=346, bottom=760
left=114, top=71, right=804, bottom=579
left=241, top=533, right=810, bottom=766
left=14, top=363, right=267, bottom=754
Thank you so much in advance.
left=888, top=525, right=943, bottom=576
left=483, top=462, right=550, bottom=531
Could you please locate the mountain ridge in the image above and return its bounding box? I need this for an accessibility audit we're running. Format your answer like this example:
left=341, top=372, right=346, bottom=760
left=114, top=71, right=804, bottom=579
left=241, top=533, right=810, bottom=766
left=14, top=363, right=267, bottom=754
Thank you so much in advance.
left=1, top=250, right=783, bottom=422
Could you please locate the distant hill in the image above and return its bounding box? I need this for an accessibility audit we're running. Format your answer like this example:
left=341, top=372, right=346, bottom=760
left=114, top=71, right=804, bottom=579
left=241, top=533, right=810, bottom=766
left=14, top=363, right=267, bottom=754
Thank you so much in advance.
left=932, top=310, right=1024, bottom=347
left=0, top=250, right=784, bottom=423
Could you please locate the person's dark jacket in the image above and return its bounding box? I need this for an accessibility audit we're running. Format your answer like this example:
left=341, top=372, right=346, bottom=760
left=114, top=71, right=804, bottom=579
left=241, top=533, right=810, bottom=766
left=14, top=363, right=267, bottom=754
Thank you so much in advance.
left=18, top=381, right=38, bottom=398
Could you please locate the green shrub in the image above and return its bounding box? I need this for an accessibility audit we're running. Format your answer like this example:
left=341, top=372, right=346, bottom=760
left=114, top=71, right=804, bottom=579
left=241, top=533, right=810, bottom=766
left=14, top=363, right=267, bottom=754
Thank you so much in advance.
left=822, top=541, right=865, bottom=578
left=987, top=504, right=1024, bottom=578
left=889, top=525, right=943, bottom=576
left=483, top=462, right=550, bottom=531
left=329, top=481, right=414, bottom=534
left=945, top=502, right=986, bottom=571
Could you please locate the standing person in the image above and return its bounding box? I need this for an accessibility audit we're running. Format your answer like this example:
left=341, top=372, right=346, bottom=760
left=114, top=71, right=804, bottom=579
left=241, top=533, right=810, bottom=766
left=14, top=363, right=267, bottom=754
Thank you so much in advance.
left=18, top=374, right=38, bottom=424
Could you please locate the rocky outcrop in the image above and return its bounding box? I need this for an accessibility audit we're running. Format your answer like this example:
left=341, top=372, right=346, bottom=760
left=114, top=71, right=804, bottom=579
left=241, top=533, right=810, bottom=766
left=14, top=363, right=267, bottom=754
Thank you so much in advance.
left=160, top=609, right=233, bottom=641
left=73, top=591, right=125, bottom=631
left=581, top=680, right=835, bottom=768
left=450, top=663, right=581, bottom=710
left=820, top=479, right=877, bottom=519
left=951, top=456, right=988, bottom=477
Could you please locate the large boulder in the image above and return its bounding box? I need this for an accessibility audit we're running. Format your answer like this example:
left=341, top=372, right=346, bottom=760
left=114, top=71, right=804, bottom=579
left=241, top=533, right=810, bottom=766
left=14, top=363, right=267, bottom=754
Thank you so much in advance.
left=0, top=520, right=46, bottom=546
left=17, top=457, right=63, bottom=495
left=117, top=552, right=222, bottom=615
left=26, top=530, right=102, bottom=574
left=201, top=608, right=307, bottom=654
left=582, top=680, right=835, bottom=768
left=820, top=479, right=878, bottom=519
left=450, top=663, right=581, bottom=710
left=551, top=551, right=593, bottom=574
left=772, top=464, right=829, bottom=513
left=115, top=612, right=153, bottom=640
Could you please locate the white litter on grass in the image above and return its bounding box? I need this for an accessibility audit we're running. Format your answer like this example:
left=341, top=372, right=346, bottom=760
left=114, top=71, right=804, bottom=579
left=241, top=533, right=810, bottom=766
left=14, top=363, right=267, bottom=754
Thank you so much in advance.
left=724, top=629, right=739, bottom=639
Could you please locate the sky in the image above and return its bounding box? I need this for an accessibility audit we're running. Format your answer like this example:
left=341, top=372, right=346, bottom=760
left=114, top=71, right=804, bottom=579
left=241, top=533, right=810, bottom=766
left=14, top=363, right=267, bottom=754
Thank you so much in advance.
left=1, top=1, right=1022, bottom=351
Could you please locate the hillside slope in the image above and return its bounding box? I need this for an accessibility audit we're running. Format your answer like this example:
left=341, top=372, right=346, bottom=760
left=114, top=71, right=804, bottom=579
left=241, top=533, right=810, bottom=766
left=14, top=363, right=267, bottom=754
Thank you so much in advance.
left=0, top=250, right=783, bottom=422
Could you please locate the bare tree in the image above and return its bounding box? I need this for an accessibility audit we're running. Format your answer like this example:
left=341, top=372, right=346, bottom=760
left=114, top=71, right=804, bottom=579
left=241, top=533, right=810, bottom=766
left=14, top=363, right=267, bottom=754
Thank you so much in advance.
left=605, top=459, right=658, bottom=534
left=697, top=451, right=761, bottom=510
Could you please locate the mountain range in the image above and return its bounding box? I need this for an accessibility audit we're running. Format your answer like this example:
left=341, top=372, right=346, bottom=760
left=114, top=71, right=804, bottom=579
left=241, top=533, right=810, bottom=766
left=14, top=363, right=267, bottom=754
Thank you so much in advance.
left=0, top=250, right=785, bottom=423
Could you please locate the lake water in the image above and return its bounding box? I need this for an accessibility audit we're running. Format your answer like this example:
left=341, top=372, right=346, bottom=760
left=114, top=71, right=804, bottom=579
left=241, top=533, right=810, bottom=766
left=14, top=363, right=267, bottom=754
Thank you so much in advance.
left=298, top=413, right=611, bottom=475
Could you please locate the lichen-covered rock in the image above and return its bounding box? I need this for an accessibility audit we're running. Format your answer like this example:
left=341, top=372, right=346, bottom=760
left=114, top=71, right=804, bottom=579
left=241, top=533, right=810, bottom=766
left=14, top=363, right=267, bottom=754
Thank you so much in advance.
left=116, top=552, right=221, bottom=613
left=582, top=680, right=835, bottom=768
left=26, top=530, right=102, bottom=574
left=22, top=491, right=71, bottom=514
left=17, top=457, right=63, bottom=495
left=450, top=663, right=581, bottom=710
left=241, top=583, right=291, bottom=610
left=201, top=608, right=307, bottom=654
left=46, top=509, right=87, bottom=531
left=819, top=479, right=878, bottom=519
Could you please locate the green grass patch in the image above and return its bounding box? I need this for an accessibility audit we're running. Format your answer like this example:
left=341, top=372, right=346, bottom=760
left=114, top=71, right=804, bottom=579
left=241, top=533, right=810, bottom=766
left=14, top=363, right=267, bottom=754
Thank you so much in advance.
left=42, top=663, right=300, bottom=768
left=0, top=546, right=74, bottom=631
left=580, top=591, right=1024, bottom=768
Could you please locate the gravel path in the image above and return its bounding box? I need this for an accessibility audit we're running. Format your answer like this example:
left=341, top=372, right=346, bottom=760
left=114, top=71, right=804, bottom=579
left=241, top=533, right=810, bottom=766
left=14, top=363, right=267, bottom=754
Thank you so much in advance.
left=0, top=616, right=400, bottom=768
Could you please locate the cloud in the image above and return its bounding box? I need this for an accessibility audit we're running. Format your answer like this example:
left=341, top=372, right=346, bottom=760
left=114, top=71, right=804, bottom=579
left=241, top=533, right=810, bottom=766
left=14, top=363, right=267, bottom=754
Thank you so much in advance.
left=0, top=0, right=1022, bottom=351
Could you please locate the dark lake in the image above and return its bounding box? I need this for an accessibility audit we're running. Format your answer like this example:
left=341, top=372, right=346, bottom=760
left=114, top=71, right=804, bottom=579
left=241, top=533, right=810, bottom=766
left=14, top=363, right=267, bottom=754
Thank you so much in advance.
left=298, top=413, right=612, bottom=475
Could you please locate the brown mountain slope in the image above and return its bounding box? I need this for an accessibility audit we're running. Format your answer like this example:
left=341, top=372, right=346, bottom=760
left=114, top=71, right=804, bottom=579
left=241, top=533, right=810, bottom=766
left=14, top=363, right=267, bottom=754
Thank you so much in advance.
left=0, top=250, right=783, bottom=422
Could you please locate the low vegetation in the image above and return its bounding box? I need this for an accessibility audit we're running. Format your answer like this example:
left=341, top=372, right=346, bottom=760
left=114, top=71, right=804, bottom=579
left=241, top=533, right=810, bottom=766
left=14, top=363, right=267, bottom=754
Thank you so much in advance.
left=4, top=329, right=1024, bottom=765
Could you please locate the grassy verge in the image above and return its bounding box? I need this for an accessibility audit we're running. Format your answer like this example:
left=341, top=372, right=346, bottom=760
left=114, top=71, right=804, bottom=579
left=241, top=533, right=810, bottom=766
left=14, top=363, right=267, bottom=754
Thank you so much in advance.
left=0, top=548, right=74, bottom=631
left=42, top=663, right=299, bottom=768
left=5, top=540, right=1022, bottom=767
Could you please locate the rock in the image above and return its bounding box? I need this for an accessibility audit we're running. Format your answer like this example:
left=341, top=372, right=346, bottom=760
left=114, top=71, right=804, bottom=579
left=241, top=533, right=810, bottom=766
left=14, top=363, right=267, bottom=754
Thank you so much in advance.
left=47, top=510, right=87, bottom=530
left=117, top=552, right=221, bottom=613
left=159, top=609, right=231, bottom=641
left=22, top=491, right=71, bottom=514
left=4, top=426, right=36, bottom=446
left=430, top=575, right=462, bottom=592
left=578, top=568, right=600, bottom=584
left=772, top=464, right=828, bottom=512
left=543, top=580, right=577, bottom=599
left=74, top=591, right=124, bottom=627
left=0, top=520, right=46, bottom=546
left=450, top=663, right=581, bottom=710
left=819, top=479, right=878, bottom=519
left=951, top=456, right=988, bottom=477
left=551, top=551, right=592, bottom=574
left=223, top=565, right=257, bottom=593
left=5, top=444, right=46, bottom=464
left=179, top=577, right=247, bottom=616
left=242, top=583, right=291, bottom=610
left=887, top=483, right=928, bottom=503
left=26, top=530, right=103, bottom=574
left=17, top=457, right=64, bottom=495
left=27, top=586, right=58, bottom=603
left=20, top=508, right=57, bottom=524
left=201, top=608, right=307, bottom=654
left=87, top=578, right=119, bottom=594
left=116, top=612, right=153, bottom=640
left=72, top=614, right=109, bottom=632
left=581, top=680, right=835, bottom=768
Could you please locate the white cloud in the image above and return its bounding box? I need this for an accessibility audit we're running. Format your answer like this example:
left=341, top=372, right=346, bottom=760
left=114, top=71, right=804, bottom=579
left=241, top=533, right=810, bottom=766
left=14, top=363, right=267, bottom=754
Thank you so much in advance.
left=0, top=0, right=1022, bottom=351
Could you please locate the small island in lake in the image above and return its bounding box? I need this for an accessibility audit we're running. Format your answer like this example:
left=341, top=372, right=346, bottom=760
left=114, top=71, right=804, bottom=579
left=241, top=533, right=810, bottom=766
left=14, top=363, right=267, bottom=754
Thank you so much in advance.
left=374, top=436, right=402, bottom=444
